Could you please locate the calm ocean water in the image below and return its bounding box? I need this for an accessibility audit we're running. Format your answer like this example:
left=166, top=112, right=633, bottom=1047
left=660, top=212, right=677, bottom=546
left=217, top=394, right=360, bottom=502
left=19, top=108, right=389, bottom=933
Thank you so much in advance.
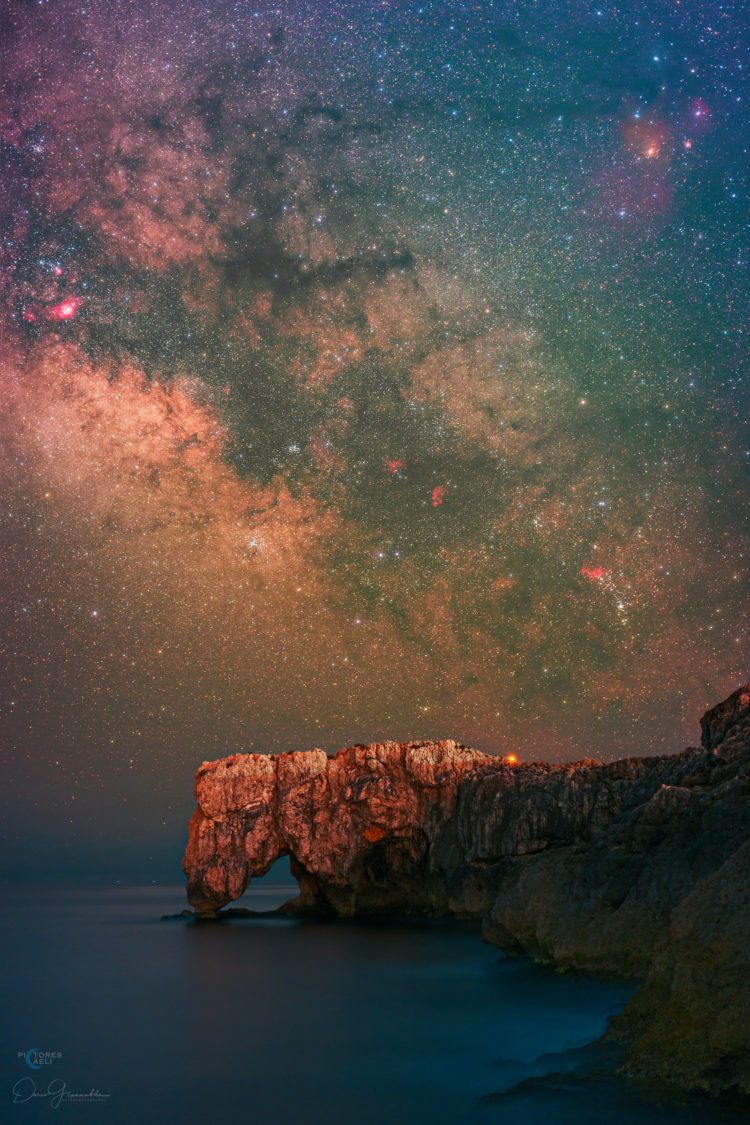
left=1, top=876, right=740, bottom=1124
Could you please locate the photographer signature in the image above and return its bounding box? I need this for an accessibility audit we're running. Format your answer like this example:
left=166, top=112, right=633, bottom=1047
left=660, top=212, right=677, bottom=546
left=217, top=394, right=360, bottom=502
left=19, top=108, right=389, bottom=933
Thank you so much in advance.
left=12, top=1077, right=110, bottom=1108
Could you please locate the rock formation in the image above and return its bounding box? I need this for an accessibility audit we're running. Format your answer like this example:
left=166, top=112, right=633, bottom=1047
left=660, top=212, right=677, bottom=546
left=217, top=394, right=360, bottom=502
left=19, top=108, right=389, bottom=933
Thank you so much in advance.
left=182, top=684, right=750, bottom=1096
left=183, top=739, right=504, bottom=916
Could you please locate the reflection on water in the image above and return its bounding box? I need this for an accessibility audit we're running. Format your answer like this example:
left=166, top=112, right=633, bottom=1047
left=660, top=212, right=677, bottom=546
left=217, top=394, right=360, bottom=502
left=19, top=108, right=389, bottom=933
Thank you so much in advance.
left=0, top=883, right=739, bottom=1124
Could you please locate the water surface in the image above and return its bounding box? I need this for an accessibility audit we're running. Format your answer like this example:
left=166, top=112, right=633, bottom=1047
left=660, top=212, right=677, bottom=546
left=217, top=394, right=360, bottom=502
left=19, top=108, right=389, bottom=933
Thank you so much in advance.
left=1, top=880, right=739, bottom=1124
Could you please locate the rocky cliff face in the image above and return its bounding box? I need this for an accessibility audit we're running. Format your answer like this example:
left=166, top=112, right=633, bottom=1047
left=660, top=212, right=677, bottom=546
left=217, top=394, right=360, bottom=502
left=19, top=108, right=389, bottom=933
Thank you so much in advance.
left=182, top=685, right=750, bottom=1096
left=183, top=739, right=503, bottom=915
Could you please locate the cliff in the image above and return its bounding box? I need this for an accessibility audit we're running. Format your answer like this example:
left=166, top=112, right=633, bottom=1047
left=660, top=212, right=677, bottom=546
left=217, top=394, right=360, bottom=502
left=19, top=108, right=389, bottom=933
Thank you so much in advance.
left=182, top=739, right=504, bottom=916
left=182, top=685, right=750, bottom=1096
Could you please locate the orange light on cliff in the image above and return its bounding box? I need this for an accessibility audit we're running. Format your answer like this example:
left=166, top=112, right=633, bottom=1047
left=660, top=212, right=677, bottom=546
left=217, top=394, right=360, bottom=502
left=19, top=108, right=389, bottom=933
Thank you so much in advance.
left=505, top=754, right=517, bottom=765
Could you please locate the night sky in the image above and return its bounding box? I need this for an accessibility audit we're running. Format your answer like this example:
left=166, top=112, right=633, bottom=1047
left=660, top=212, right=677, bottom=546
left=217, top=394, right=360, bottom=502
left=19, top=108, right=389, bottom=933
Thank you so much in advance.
left=2, top=0, right=747, bottom=879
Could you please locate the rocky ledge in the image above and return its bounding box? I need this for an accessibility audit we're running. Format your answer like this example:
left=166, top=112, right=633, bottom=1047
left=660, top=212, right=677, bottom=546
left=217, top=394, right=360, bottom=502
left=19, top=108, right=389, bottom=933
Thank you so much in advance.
left=182, top=684, right=750, bottom=1097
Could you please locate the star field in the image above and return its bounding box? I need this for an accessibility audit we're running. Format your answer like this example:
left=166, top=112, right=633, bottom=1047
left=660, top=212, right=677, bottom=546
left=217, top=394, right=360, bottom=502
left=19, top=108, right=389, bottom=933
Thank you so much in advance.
left=1, top=0, right=747, bottom=874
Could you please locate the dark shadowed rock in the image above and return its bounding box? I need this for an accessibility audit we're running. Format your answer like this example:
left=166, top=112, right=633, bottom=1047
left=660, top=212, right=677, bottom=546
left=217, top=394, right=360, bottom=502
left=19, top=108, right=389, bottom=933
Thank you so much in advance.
left=182, top=684, right=750, bottom=1096
left=610, top=839, right=750, bottom=1095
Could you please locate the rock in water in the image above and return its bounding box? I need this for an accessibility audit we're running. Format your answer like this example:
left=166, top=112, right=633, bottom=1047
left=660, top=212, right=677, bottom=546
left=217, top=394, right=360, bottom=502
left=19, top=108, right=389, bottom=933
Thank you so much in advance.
left=182, top=685, right=750, bottom=1096
left=182, top=740, right=503, bottom=916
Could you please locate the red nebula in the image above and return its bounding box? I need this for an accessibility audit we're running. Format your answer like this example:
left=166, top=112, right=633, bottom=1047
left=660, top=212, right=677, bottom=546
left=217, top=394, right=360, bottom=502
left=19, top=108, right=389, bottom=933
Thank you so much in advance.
left=46, top=298, right=81, bottom=320
left=686, top=99, right=712, bottom=139
left=432, top=485, right=446, bottom=507
left=581, top=566, right=607, bottom=581
left=620, top=116, right=673, bottom=162
left=688, top=99, right=710, bottom=122
left=386, top=459, right=404, bottom=474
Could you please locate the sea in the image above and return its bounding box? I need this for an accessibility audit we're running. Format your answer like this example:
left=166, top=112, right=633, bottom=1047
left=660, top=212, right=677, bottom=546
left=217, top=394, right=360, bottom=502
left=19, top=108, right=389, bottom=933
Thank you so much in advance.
left=1, top=866, right=742, bottom=1125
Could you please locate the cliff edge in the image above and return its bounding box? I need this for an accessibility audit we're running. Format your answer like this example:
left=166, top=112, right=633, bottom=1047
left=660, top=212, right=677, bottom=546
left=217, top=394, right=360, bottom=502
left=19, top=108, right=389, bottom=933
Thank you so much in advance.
left=182, top=685, right=750, bottom=1096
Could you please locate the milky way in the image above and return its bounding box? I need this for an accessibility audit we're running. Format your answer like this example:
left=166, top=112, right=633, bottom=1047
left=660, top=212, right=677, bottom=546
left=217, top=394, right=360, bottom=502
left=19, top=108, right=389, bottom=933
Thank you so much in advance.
left=1, top=0, right=747, bottom=874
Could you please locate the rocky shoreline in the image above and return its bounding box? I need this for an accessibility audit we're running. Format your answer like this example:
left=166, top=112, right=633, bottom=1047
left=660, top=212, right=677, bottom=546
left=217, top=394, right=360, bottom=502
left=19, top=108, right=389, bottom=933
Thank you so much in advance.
left=181, top=685, right=750, bottom=1097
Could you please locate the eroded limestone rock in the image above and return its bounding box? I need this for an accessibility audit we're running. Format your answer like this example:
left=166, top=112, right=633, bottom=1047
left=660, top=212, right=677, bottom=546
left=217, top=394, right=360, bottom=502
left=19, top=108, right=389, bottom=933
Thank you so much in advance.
left=182, top=684, right=750, bottom=1095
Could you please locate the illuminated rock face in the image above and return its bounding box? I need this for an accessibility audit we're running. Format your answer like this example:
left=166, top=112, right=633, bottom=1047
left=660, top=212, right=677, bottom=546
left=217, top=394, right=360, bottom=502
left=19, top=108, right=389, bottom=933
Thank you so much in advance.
left=182, top=685, right=750, bottom=1095
left=182, top=738, right=665, bottom=917
left=182, top=740, right=505, bottom=915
